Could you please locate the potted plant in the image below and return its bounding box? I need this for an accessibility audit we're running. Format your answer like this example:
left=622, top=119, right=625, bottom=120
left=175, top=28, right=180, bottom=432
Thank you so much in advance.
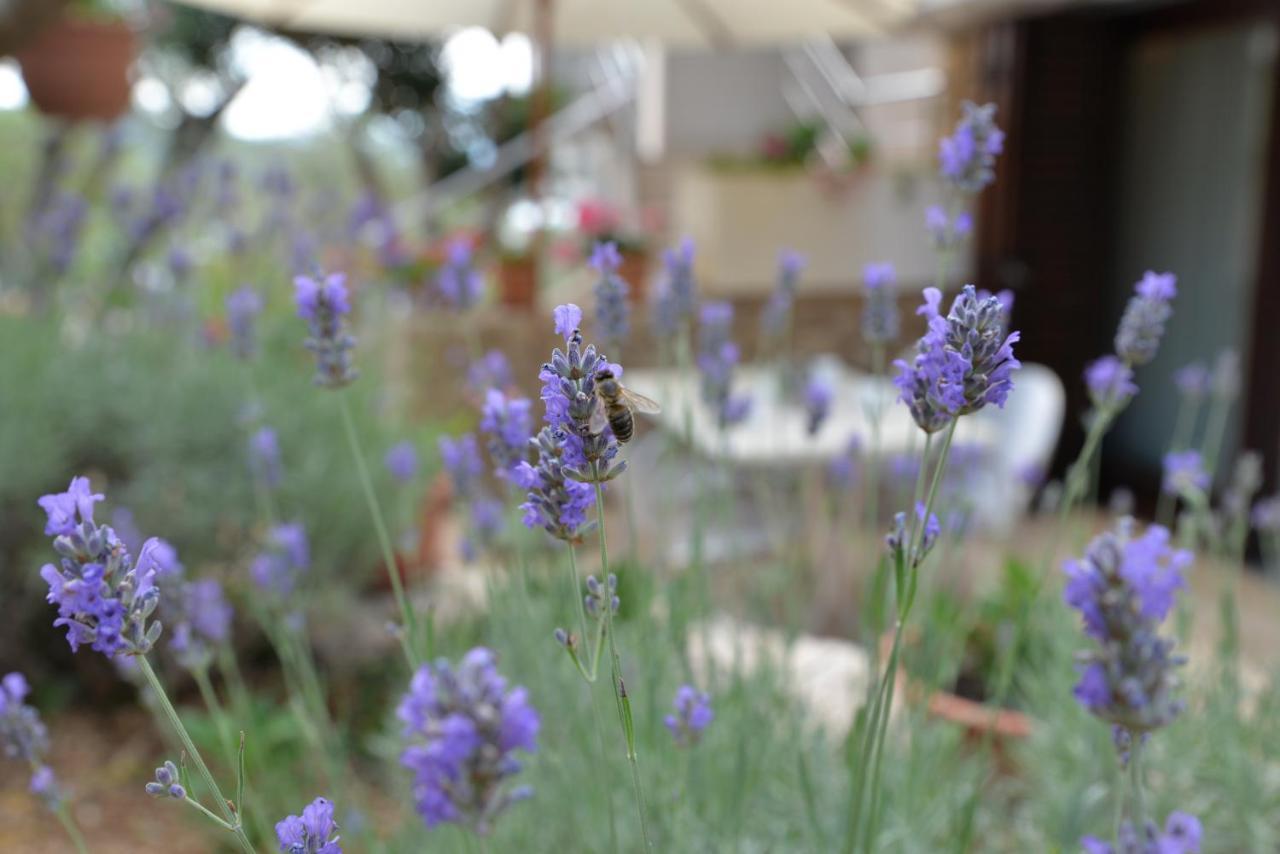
left=496, top=247, right=538, bottom=309
left=15, top=0, right=136, bottom=122
left=576, top=199, right=651, bottom=302
left=887, top=559, right=1046, bottom=766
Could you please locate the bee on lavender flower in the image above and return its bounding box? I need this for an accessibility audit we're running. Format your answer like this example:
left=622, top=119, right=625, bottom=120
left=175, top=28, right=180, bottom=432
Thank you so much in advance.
left=589, top=367, right=661, bottom=444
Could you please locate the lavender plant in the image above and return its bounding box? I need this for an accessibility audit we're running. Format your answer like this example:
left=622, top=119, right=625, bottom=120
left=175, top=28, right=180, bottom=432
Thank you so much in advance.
left=1, top=672, right=88, bottom=852
left=1063, top=519, right=1198, bottom=851
left=591, top=241, right=631, bottom=356
left=760, top=249, right=805, bottom=356
left=851, top=282, right=1020, bottom=853
left=696, top=302, right=752, bottom=430
left=397, top=648, right=539, bottom=836
left=35, top=477, right=254, bottom=853
left=532, top=303, right=652, bottom=847
left=294, top=271, right=420, bottom=666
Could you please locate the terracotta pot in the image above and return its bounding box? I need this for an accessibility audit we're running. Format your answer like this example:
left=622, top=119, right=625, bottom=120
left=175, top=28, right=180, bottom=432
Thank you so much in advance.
left=498, top=257, right=537, bottom=308
left=879, top=631, right=1032, bottom=769
left=617, top=249, right=649, bottom=304
left=17, top=16, right=136, bottom=122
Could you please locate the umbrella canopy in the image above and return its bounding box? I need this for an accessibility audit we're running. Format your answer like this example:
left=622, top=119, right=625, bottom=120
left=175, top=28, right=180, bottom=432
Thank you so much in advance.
left=170, top=0, right=915, bottom=46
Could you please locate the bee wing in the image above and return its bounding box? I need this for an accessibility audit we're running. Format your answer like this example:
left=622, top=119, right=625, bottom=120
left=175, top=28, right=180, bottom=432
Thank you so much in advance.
left=619, top=387, right=662, bottom=415
left=589, top=395, right=611, bottom=434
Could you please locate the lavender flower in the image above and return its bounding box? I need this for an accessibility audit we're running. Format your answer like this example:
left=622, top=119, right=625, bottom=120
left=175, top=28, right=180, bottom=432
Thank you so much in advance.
left=385, top=441, right=419, bottom=485
left=804, top=372, right=833, bottom=436
left=827, top=435, right=863, bottom=490
left=539, top=303, right=628, bottom=481
left=1161, top=451, right=1209, bottom=496
left=468, top=351, right=513, bottom=395
left=652, top=238, right=697, bottom=336
left=2, top=674, right=62, bottom=810
left=1252, top=495, right=1280, bottom=534
left=886, top=502, right=941, bottom=565
left=761, top=250, right=805, bottom=341
left=697, top=302, right=752, bottom=430
left=226, top=286, right=263, bottom=360
left=38, top=478, right=161, bottom=657
left=1172, top=362, right=1209, bottom=401
left=295, top=272, right=357, bottom=388
left=145, top=760, right=186, bottom=800
left=925, top=205, right=973, bottom=249
left=938, top=101, right=1005, bottom=194
left=1114, top=272, right=1176, bottom=366
left=111, top=507, right=145, bottom=556
left=584, top=573, right=620, bottom=618
left=591, top=241, right=631, bottom=353
left=440, top=434, right=484, bottom=500
left=893, top=286, right=1020, bottom=433
left=1, top=672, right=49, bottom=764
left=664, top=684, right=713, bottom=748
left=1081, top=810, right=1202, bottom=854
left=436, top=240, right=483, bottom=311
left=441, top=433, right=505, bottom=559
left=1063, top=519, right=1190, bottom=736
left=480, top=389, right=533, bottom=480
left=275, top=796, right=342, bottom=853
left=515, top=427, right=596, bottom=542
left=1085, top=356, right=1138, bottom=410
left=251, top=522, right=311, bottom=597
left=30, top=764, right=61, bottom=809
left=168, top=246, right=193, bottom=282
left=861, top=262, right=899, bottom=345
left=398, top=648, right=539, bottom=835
left=167, top=578, right=233, bottom=671
left=250, top=427, right=283, bottom=489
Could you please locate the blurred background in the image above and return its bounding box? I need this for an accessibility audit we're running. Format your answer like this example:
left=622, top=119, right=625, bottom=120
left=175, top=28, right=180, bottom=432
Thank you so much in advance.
left=2, top=0, right=1280, bottom=849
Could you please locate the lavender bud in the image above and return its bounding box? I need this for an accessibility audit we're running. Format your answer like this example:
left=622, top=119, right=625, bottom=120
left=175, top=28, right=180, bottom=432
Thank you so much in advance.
left=591, top=241, right=631, bottom=354
left=861, top=262, right=899, bottom=344
left=294, top=272, right=357, bottom=389
left=1114, top=271, right=1176, bottom=366
left=938, top=101, right=1004, bottom=194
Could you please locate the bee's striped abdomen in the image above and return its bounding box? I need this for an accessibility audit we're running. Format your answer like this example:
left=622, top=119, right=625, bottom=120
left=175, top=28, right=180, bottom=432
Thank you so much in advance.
left=609, top=410, right=634, bottom=443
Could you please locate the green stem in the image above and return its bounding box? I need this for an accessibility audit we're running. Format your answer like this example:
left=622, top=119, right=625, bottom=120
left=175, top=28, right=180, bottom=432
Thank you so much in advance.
left=337, top=391, right=421, bottom=667
left=592, top=469, right=653, bottom=851
left=54, top=802, right=90, bottom=854
left=136, top=657, right=255, bottom=854
left=1127, top=735, right=1146, bottom=835
left=845, top=430, right=933, bottom=854
left=1200, top=391, right=1232, bottom=478
left=862, top=425, right=957, bottom=853
left=192, top=667, right=236, bottom=765
left=863, top=343, right=885, bottom=536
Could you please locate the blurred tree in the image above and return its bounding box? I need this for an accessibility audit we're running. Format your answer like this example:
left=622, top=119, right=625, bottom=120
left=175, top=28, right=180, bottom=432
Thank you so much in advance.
left=143, top=2, right=245, bottom=178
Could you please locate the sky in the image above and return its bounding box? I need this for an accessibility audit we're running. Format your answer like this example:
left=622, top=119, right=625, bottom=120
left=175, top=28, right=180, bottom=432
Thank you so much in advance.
left=1, top=25, right=533, bottom=141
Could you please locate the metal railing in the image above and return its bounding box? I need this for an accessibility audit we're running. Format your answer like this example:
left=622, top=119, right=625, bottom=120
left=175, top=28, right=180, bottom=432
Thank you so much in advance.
left=392, top=41, right=645, bottom=224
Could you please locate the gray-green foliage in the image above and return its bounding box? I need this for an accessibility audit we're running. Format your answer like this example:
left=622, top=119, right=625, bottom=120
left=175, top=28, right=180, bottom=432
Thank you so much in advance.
left=0, top=313, right=438, bottom=677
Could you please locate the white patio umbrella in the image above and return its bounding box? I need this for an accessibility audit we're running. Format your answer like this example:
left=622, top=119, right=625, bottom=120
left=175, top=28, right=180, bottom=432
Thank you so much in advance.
left=169, top=0, right=915, bottom=47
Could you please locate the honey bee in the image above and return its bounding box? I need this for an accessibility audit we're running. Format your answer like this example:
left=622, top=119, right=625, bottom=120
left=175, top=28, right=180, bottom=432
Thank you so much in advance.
left=589, top=367, right=661, bottom=443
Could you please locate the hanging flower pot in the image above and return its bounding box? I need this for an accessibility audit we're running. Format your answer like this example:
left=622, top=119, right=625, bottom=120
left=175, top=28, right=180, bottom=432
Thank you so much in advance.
left=16, top=14, right=136, bottom=122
